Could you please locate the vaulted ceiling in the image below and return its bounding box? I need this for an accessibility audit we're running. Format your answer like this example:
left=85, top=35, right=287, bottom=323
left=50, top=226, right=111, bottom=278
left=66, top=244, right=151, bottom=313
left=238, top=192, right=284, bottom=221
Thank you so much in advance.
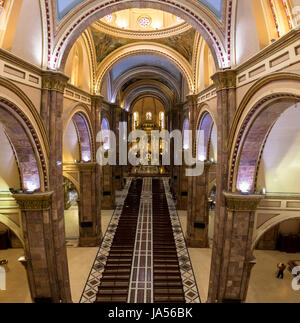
left=56, top=0, right=224, bottom=21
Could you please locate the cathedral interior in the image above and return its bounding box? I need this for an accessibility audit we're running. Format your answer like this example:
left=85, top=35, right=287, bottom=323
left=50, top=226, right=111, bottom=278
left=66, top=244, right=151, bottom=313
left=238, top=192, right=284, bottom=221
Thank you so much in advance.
left=0, top=0, right=300, bottom=304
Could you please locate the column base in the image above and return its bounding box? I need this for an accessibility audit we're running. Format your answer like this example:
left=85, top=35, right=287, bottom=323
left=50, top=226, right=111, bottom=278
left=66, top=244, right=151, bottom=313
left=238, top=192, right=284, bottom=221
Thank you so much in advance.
left=102, top=195, right=115, bottom=210
left=79, top=235, right=102, bottom=247
left=186, top=238, right=209, bottom=248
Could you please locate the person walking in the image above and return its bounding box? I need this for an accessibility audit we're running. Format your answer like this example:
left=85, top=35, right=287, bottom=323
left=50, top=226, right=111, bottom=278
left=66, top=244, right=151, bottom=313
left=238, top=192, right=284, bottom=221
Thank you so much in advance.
left=277, top=263, right=286, bottom=279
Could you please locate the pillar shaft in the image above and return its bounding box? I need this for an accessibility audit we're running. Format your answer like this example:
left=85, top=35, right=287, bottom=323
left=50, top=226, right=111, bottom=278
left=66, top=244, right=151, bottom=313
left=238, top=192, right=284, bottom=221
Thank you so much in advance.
left=217, top=192, right=263, bottom=302
left=78, top=162, right=102, bottom=247
left=187, top=162, right=210, bottom=248
left=40, top=71, right=71, bottom=303
left=14, top=192, right=65, bottom=303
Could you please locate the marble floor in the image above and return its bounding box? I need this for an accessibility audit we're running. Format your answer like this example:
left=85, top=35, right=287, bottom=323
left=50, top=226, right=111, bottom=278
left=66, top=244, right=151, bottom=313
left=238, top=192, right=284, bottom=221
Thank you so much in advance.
left=0, top=210, right=299, bottom=303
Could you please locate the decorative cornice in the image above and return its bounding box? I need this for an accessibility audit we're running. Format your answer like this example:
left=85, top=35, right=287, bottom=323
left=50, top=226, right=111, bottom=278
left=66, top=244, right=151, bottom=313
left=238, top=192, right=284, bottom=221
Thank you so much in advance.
left=0, top=48, right=42, bottom=75
left=42, top=71, right=69, bottom=93
left=224, top=191, right=264, bottom=211
left=13, top=192, right=54, bottom=211
left=236, top=29, right=300, bottom=75
left=211, top=70, right=236, bottom=91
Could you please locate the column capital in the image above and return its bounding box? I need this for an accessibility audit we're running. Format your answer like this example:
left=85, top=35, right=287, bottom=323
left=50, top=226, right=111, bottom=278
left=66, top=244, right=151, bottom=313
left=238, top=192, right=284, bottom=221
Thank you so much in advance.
left=77, top=162, right=98, bottom=172
left=223, top=191, right=264, bottom=211
left=211, top=70, right=237, bottom=91
left=13, top=191, right=54, bottom=211
left=41, top=71, right=69, bottom=93
left=186, top=94, right=199, bottom=106
left=90, top=95, right=104, bottom=107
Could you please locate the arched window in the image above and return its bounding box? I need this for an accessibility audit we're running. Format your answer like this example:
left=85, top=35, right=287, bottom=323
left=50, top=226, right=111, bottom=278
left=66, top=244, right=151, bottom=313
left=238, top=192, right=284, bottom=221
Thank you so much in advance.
left=183, top=118, right=189, bottom=150
left=101, top=118, right=110, bottom=150
left=159, top=112, right=165, bottom=129
left=133, top=112, right=139, bottom=130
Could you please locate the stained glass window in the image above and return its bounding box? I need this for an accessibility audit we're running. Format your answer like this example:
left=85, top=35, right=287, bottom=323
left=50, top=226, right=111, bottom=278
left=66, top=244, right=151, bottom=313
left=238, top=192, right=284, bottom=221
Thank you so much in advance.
left=133, top=112, right=139, bottom=130
left=159, top=112, right=165, bottom=129
left=101, top=118, right=110, bottom=150
left=183, top=118, right=190, bottom=150
left=138, top=16, right=151, bottom=28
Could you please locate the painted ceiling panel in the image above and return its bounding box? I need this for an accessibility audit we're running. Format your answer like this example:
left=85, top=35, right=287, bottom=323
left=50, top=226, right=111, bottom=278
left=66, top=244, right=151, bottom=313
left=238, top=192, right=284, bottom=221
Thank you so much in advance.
left=197, top=0, right=223, bottom=19
left=56, top=0, right=84, bottom=21
left=56, top=0, right=223, bottom=21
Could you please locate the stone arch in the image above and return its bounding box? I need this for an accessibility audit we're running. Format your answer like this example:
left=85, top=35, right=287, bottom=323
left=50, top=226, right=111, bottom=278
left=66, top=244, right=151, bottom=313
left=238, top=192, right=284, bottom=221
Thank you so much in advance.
left=122, top=79, right=173, bottom=108
left=0, top=81, right=49, bottom=191
left=252, top=215, right=300, bottom=250
left=63, top=104, right=94, bottom=162
left=125, top=88, right=170, bottom=113
left=111, top=66, right=181, bottom=103
left=196, top=109, right=216, bottom=161
left=52, top=0, right=227, bottom=72
left=95, top=42, right=194, bottom=94
left=0, top=214, right=24, bottom=247
left=63, top=173, right=80, bottom=195
left=229, top=73, right=300, bottom=193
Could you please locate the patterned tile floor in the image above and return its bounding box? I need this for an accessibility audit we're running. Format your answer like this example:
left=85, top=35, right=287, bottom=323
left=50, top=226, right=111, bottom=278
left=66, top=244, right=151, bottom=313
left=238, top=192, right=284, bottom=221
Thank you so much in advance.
left=80, top=177, right=200, bottom=303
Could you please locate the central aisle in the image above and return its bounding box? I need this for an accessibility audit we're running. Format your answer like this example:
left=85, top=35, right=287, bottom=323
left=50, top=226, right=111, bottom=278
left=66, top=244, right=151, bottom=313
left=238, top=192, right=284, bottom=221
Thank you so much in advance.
left=80, top=178, right=200, bottom=303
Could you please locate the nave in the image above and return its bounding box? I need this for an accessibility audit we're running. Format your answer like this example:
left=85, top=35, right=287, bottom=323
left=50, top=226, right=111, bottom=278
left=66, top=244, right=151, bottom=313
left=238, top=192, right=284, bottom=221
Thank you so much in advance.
left=80, top=178, right=200, bottom=304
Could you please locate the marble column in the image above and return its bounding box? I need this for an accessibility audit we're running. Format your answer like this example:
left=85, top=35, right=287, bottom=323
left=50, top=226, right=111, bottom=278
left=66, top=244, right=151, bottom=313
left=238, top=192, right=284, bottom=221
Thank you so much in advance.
left=187, top=161, right=211, bottom=248
left=78, top=162, right=102, bottom=247
left=40, top=71, right=71, bottom=302
left=90, top=95, right=103, bottom=240
left=13, top=192, right=68, bottom=303
left=112, top=104, right=123, bottom=191
left=101, top=103, right=116, bottom=210
left=207, top=70, right=237, bottom=303
left=216, top=192, right=263, bottom=302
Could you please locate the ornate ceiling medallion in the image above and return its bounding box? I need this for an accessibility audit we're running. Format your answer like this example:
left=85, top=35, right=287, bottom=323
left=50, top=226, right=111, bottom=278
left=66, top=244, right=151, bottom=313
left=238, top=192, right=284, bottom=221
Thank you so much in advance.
left=104, top=15, right=113, bottom=23
left=138, top=16, right=152, bottom=28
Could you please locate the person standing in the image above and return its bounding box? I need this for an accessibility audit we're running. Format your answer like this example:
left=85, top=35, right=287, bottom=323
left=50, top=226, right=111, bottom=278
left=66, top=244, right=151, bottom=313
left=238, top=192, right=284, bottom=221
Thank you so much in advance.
left=277, top=263, right=286, bottom=279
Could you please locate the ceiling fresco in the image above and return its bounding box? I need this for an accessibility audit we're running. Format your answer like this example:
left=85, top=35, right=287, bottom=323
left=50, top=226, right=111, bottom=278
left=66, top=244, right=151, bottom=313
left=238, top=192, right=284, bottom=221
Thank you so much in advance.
left=90, top=26, right=196, bottom=64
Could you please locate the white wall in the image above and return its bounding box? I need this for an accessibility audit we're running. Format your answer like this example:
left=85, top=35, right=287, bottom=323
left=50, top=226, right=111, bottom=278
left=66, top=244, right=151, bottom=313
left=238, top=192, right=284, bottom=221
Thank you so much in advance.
left=11, top=0, right=43, bottom=66
left=235, top=0, right=261, bottom=65
left=258, top=103, right=300, bottom=194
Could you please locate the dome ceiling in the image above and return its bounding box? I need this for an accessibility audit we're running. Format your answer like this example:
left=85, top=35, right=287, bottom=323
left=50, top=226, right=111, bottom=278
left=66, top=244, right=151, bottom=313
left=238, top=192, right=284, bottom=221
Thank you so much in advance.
left=100, top=9, right=184, bottom=32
